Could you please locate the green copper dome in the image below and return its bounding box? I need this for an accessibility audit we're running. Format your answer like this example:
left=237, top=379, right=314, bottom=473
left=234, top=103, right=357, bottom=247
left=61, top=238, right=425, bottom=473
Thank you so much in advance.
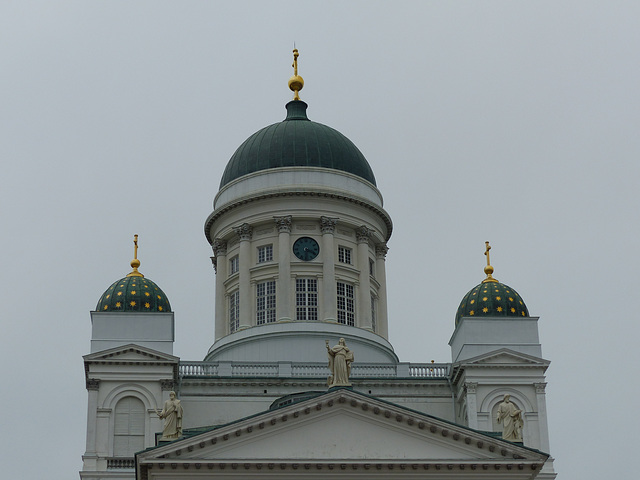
left=219, top=101, right=377, bottom=188
left=455, top=280, right=529, bottom=326
left=96, top=275, right=172, bottom=313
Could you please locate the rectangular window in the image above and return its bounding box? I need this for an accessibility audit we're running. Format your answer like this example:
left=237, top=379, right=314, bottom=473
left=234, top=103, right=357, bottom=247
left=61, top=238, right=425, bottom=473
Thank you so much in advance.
left=371, top=294, right=377, bottom=332
left=337, top=281, right=355, bottom=326
left=369, top=258, right=375, bottom=277
left=229, top=255, right=239, bottom=275
left=338, top=246, right=352, bottom=264
left=256, top=280, right=276, bottom=325
left=229, top=290, right=240, bottom=333
left=296, top=278, right=318, bottom=321
left=257, top=245, right=273, bottom=263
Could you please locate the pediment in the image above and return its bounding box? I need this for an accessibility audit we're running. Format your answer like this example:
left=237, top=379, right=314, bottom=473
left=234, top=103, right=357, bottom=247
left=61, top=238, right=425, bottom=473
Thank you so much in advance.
left=459, top=348, right=549, bottom=367
left=84, top=343, right=179, bottom=364
left=137, top=389, right=548, bottom=477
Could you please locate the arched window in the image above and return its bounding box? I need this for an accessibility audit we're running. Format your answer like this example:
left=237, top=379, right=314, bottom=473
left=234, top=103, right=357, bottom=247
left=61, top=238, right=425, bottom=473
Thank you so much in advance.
left=114, top=396, right=145, bottom=457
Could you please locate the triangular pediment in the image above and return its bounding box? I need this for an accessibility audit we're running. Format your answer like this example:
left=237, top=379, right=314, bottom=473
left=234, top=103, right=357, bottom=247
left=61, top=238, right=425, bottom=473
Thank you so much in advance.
left=84, top=343, right=179, bottom=363
left=137, top=389, right=548, bottom=477
left=459, top=348, right=549, bottom=367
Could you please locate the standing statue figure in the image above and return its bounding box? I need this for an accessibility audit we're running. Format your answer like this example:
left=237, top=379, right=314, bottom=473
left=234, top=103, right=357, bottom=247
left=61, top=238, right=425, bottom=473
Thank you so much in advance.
left=156, top=391, right=183, bottom=440
left=326, top=338, right=354, bottom=387
left=496, top=394, right=523, bottom=441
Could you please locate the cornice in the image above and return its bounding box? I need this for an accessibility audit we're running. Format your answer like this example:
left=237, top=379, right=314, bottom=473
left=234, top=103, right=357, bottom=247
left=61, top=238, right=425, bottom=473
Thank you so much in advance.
left=204, top=190, right=393, bottom=245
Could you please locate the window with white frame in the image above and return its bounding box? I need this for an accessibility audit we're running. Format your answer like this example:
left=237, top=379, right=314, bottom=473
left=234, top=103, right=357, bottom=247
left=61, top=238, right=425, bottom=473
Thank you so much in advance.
left=257, top=245, right=273, bottom=263
left=256, top=280, right=276, bottom=325
left=337, top=281, right=355, bottom=326
left=113, top=396, right=145, bottom=457
left=229, top=290, right=240, bottom=333
left=371, top=294, right=377, bottom=332
left=338, top=246, right=352, bottom=264
left=296, top=278, right=318, bottom=321
left=229, top=255, right=239, bottom=275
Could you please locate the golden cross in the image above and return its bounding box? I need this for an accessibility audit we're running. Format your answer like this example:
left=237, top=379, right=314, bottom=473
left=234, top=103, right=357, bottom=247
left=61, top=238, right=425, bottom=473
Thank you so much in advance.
left=134, top=234, right=139, bottom=260
left=292, top=48, right=299, bottom=76
left=484, top=241, right=491, bottom=267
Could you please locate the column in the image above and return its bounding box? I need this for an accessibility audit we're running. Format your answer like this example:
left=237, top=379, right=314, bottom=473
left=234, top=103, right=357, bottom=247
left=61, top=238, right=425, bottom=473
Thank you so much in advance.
left=464, top=382, right=479, bottom=429
left=356, top=226, right=372, bottom=330
left=534, top=382, right=551, bottom=453
left=375, top=243, right=389, bottom=338
left=212, top=239, right=227, bottom=340
left=321, top=216, right=338, bottom=322
left=274, top=216, right=292, bottom=321
left=233, top=223, right=253, bottom=329
left=84, top=379, right=100, bottom=458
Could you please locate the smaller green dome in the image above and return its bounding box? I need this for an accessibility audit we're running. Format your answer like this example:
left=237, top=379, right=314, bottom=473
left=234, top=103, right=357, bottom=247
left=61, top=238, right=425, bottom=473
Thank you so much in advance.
left=455, top=281, right=529, bottom=326
left=96, top=275, right=171, bottom=313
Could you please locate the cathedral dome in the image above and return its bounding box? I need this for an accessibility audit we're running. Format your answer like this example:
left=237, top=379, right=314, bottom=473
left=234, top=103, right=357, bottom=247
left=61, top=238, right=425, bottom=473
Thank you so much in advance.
left=455, top=242, right=529, bottom=326
left=455, top=280, right=528, bottom=326
left=95, top=235, right=172, bottom=313
left=219, top=100, right=377, bottom=188
left=96, top=275, right=171, bottom=313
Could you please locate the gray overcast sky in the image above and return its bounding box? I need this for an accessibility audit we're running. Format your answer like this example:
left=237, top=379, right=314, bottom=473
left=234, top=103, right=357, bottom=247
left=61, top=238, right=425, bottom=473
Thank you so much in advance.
left=1, top=1, right=638, bottom=478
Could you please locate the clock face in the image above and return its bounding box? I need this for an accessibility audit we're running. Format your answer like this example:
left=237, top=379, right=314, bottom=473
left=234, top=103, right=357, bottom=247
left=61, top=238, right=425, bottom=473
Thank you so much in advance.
left=293, top=237, right=320, bottom=261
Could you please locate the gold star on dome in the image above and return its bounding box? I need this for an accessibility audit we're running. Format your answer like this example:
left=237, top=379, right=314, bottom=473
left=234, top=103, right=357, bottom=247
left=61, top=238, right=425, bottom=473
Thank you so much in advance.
left=103, top=305, right=108, bottom=310
left=144, top=302, right=150, bottom=308
left=117, top=292, right=122, bottom=296
left=469, top=310, right=475, bottom=315
left=119, top=284, right=124, bottom=287
left=158, top=306, right=163, bottom=311
left=511, top=307, right=516, bottom=313
left=115, top=302, right=121, bottom=308
left=496, top=296, right=501, bottom=301
left=106, top=294, right=110, bottom=299
left=131, top=290, right=136, bottom=295
left=130, top=301, right=136, bottom=307
left=521, top=311, right=525, bottom=316
left=470, top=300, right=475, bottom=304
left=482, top=297, right=488, bottom=301
left=157, top=295, right=161, bottom=299
left=497, top=307, right=503, bottom=312
left=145, top=292, right=150, bottom=297
left=482, top=307, right=488, bottom=313
left=509, top=297, right=514, bottom=302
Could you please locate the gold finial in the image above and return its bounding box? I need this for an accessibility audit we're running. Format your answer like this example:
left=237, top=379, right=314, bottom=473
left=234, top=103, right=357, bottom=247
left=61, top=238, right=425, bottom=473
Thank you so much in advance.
left=482, top=241, right=498, bottom=283
left=288, top=48, right=304, bottom=100
left=127, top=234, right=144, bottom=278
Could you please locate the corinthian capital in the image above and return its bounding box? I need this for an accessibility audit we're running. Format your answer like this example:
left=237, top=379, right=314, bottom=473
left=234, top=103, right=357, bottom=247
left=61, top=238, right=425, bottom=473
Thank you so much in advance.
left=356, top=225, right=373, bottom=243
left=212, top=238, right=227, bottom=256
left=274, top=215, right=292, bottom=233
left=233, top=223, right=253, bottom=241
left=320, top=216, right=338, bottom=234
left=375, top=243, right=389, bottom=258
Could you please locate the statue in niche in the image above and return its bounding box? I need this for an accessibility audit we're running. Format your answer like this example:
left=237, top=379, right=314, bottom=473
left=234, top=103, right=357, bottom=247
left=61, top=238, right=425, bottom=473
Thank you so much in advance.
left=496, top=394, right=523, bottom=441
left=326, top=338, right=354, bottom=387
left=156, top=391, right=183, bottom=440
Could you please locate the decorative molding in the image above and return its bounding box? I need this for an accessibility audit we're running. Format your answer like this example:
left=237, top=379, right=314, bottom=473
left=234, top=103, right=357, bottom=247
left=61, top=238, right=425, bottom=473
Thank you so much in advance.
left=233, top=223, right=253, bottom=241
left=86, top=378, right=100, bottom=390
left=320, top=216, right=338, bottom=234
left=274, top=216, right=292, bottom=233
left=534, top=382, right=547, bottom=394
left=356, top=225, right=372, bottom=243
left=464, top=382, right=477, bottom=394
left=210, top=256, right=217, bottom=273
left=161, top=379, right=175, bottom=391
left=375, top=243, right=389, bottom=258
left=212, top=239, right=227, bottom=256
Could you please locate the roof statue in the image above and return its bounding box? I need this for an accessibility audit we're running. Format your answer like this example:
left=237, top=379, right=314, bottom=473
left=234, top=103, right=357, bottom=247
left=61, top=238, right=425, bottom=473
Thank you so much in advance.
left=326, top=338, right=354, bottom=387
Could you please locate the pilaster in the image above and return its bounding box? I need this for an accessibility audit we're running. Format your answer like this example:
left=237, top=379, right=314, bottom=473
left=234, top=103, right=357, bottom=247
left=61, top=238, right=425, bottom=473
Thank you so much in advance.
left=375, top=243, right=389, bottom=338
left=356, top=226, right=372, bottom=330
left=212, top=239, right=227, bottom=340
left=233, top=223, right=253, bottom=330
left=274, top=215, right=292, bottom=321
left=321, top=216, right=338, bottom=322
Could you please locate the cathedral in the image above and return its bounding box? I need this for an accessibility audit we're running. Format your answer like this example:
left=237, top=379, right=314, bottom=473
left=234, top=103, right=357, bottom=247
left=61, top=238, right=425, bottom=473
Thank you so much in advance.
left=80, top=50, right=556, bottom=479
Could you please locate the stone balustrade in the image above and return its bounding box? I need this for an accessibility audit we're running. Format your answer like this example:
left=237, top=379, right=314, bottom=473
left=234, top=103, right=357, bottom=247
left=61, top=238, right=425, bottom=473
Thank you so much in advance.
left=179, top=361, right=450, bottom=379
left=107, top=458, right=135, bottom=469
